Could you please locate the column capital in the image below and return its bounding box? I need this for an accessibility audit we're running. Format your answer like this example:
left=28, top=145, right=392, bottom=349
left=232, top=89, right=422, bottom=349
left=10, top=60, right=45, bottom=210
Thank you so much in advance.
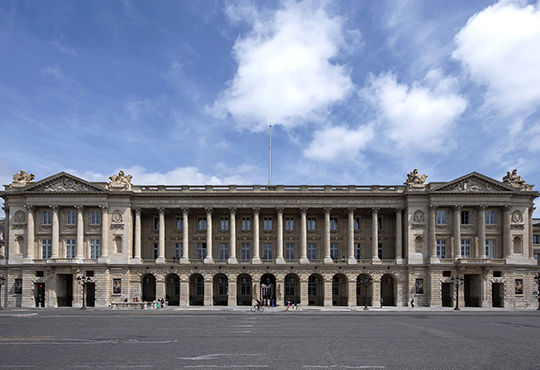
left=182, top=207, right=189, bottom=215
left=452, top=205, right=462, bottom=212
left=229, top=206, right=237, bottom=215
left=478, top=205, right=487, bottom=211
left=324, top=207, right=332, bottom=215
left=395, top=206, right=403, bottom=213
left=205, top=206, right=213, bottom=215
left=75, top=204, right=85, bottom=212
left=276, top=207, right=284, bottom=215
left=503, top=205, right=512, bottom=212
left=99, top=203, right=109, bottom=212
left=25, top=204, right=34, bottom=213
left=133, top=207, right=141, bottom=214
left=157, top=207, right=166, bottom=215
left=49, top=204, right=59, bottom=212
left=429, top=204, right=438, bottom=211
left=300, top=207, right=308, bottom=215
left=347, top=207, right=356, bottom=215
left=371, top=206, right=380, bottom=213
left=252, top=206, right=260, bottom=215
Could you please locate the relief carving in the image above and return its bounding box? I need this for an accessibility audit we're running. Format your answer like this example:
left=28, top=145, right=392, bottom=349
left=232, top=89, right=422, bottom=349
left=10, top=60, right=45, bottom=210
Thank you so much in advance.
left=14, top=210, right=26, bottom=224
left=413, top=210, right=424, bottom=223
left=512, top=210, right=523, bottom=223
left=44, top=179, right=91, bottom=192
left=112, top=210, right=123, bottom=223
left=452, top=180, right=493, bottom=192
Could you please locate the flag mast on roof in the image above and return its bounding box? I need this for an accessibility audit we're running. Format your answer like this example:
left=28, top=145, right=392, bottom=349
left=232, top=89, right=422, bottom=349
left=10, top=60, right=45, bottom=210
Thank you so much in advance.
left=268, top=125, right=272, bottom=185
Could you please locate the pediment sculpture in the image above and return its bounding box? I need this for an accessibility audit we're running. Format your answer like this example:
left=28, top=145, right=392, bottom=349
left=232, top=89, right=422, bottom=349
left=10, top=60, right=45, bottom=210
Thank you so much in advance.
left=10, top=170, right=35, bottom=188
left=44, top=179, right=91, bottom=192
left=502, top=169, right=531, bottom=190
left=405, top=169, right=428, bottom=189
left=108, top=170, right=132, bottom=191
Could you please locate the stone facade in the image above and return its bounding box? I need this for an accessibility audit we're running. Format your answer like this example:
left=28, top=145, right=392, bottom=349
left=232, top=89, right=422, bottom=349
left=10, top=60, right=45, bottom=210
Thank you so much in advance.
left=1, top=170, right=538, bottom=309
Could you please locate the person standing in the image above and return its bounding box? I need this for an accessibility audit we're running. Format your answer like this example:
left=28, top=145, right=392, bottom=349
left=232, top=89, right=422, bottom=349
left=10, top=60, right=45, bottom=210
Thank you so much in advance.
left=380, top=298, right=383, bottom=308
left=411, top=298, right=415, bottom=309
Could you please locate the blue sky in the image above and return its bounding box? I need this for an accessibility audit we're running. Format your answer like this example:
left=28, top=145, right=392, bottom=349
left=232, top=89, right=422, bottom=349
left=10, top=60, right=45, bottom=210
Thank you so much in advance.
left=2, top=0, right=540, bottom=216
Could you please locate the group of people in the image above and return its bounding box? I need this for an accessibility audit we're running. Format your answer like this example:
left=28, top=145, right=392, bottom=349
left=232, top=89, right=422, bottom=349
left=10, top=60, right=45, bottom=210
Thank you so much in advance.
left=285, top=299, right=301, bottom=311
left=155, top=298, right=168, bottom=308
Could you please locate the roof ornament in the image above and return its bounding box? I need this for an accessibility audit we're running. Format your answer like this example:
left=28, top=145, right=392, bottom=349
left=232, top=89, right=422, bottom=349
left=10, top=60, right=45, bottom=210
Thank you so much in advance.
left=405, top=169, right=427, bottom=189
left=108, top=170, right=132, bottom=191
left=502, top=169, right=530, bottom=190
left=10, top=170, right=35, bottom=189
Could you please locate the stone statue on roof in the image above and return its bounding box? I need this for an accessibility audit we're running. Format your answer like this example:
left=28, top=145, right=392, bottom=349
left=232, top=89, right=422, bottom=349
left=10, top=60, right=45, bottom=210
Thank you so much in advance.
left=405, top=169, right=428, bottom=189
left=502, top=169, right=529, bottom=189
left=10, top=170, right=35, bottom=188
left=108, top=170, right=132, bottom=191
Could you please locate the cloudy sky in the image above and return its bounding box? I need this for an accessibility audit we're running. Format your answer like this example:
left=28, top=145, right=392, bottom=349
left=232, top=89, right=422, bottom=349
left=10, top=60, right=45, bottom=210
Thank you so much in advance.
left=1, top=0, right=540, bottom=216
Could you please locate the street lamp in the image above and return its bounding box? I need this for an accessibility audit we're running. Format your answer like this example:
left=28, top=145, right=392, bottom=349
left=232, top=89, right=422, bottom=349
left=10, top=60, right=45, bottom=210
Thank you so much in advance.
left=451, top=276, right=464, bottom=311
left=0, top=276, right=5, bottom=310
left=76, top=275, right=92, bottom=310
left=534, top=274, right=540, bottom=310
left=358, top=276, right=373, bottom=310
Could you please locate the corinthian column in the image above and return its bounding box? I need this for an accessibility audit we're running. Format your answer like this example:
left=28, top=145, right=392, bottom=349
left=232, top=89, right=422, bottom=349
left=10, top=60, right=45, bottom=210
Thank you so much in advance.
left=76, top=205, right=85, bottom=260
left=156, top=207, right=165, bottom=264
left=478, top=205, right=486, bottom=259
left=395, top=207, right=403, bottom=262
left=228, top=207, right=237, bottom=264
left=133, top=207, right=141, bottom=263
left=276, top=207, right=285, bottom=264
left=503, top=205, right=511, bottom=258
left=372, top=207, right=380, bottom=263
left=204, top=207, right=214, bottom=264
left=323, top=207, right=333, bottom=264
left=252, top=207, right=261, bottom=264
left=99, top=204, right=110, bottom=262
left=348, top=207, right=356, bottom=265
left=50, top=205, right=59, bottom=259
left=453, top=206, right=462, bottom=259
left=24, top=205, right=35, bottom=262
left=181, top=207, right=190, bottom=264
left=429, top=205, right=437, bottom=261
left=300, top=207, right=309, bottom=264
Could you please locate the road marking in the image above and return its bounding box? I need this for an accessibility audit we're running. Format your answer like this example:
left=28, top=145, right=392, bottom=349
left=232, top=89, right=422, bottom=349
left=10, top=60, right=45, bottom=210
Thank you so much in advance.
left=302, top=367, right=384, bottom=369
left=178, top=354, right=261, bottom=361
left=184, top=366, right=268, bottom=368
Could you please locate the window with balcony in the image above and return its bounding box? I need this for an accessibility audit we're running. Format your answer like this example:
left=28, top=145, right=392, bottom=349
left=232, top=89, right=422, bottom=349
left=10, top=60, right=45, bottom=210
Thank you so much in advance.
left=219, top=243, right=228, bottom=259
left=263, top=243, right=272, bottom=260
left=354, top=243, right=361, bottom=259
left=241, top=243, right=251, bottom=260
left=437, top=239, right=446, bottom=258
left=41, top=239, right=52, bottom=258
left=307, top=243, right=317, bottom=260
left=486, top=240, right=495, bottom=259
left=90, top=239, right=101, bottom=258
left=285, top=243, right=295, bottom=259
left=197, top=243, right=206, bottom=259
left=66, top=239, right=76, bottom=258
left=461, top=239, right=470, bottom=258
left=330, top=243, right=339, bottom=259
left=175, top=243, right=182, bottom=259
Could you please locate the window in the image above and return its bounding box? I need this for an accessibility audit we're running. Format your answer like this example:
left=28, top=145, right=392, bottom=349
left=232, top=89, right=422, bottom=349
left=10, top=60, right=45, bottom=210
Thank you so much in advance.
left=66, top=239, right=76, bottom=258
left=515, top=279, right=523, bottom=294
left=486, top=240, right=495, bottom=259
left=176, top=218, right=183, bottom=230
left=41, top=239, right=52, bottom=258
left=307, top=217, right=316, bottom=230
left=285, top=277, right=295, bottom=296
left=378, top=217, right=382, bottom=230
left=285, top=243, right=295, bottom=260
left=14, top=279, right=22, bottom=295
left=197, top=243, right=206, bottom=259
left=486, top=210, right=495, bottom=225
left=461, top=210, right=470, bottom=225
left=175, top=243, right=182, bottom=259
left=218, top=278, right=227, bottom=296
left=220, top=217, right=229, bottom=230
left=91, top=210, right=101, bottom=225
left=330, top=217, right=338, bottom=230
left=308, top=276, right=317, bottom=296
left=378, top=243, right=383, bottom=259
left=354, top=217, right=360, bottom=230
left=241, top=243, right=251, bottom=260
left=198, top=218, right=207, bottom=230
left=534, top=235, right=539, bottom=245
left=66, top=210, right=76, bottom=225
left=153, top=217, right=159, bottom=230
left=241, top=217, right=250, bottom=230
left=197, top=279, right=204, bottom=296
left=263, top=243, right=273, bottom=260
left=219, top=243, right=228, bottom=259
left=153, top=243, right=159, bottom=259
left=285, top=217, right=294, bottom=230
left=307, top=243, right=317, bottom=260
left=461, top=239, right=470, bottom=258
left=354, top=243, right=361, bottom=259
left=113, top=279, right=121, bottom=294
left=436, top=239, right=446, bottom=259
left=264, top=217, right=272, bottom=230
left=90, top=239, right=101, bottom=259
left=333, top=277, right=340, bottom=296
left=43, top=210, right=52, bottom=225
left=241, top=278, right=251, bottom=296
left=437, top=210, right=446, bottom=225
left=330, top=243, right=339, bottom=259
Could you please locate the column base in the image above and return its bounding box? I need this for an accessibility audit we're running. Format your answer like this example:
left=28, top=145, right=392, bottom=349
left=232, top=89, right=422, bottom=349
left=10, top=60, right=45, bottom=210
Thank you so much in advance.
left=275, top=257, right=285, bottom=265
left=395, top=257, right=404, bottom=265
left=180, top=257, right=190, bottom=264
left=130, top=258, right=142, bottom=264
left=323, top=257, right=333, bottom=264
left=228, top=257, right=238, bottom=264
left=155, top=257, right=165, bottom=264
left=251, top=257, right=261, bottom=265
left=98, top=256, right=110, bottom=264
left=299, top=257, right=310, bottom=264
left=23, top=257, right=35, bottom=264
left=371, top=257, right=381, bottom=264
left=429, top=257, right=440, bottom=264
left=203, top=256, right=214, bottom=264
left=347, top=257, right=357, bottom=265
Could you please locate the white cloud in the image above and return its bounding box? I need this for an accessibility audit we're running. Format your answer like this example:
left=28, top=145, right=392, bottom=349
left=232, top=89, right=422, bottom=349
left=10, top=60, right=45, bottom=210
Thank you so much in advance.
left=211, top=0, right=356, bottom=132
left=363, top=70, right=467, bottom=153
left=303, top=124, right=374, bottom=161
left=453, top=0, right=540, bottom=115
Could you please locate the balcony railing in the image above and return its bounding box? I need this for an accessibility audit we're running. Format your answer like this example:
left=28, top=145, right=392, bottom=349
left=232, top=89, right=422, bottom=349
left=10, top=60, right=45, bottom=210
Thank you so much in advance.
left=137, top=184, right=405, bottom=194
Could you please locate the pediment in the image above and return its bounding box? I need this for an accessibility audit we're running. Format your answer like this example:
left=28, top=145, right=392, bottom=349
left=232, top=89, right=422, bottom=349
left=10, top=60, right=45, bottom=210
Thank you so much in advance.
left=20, top=172, right=107, bottom=193
left=431, top=172, right=514, bottom=193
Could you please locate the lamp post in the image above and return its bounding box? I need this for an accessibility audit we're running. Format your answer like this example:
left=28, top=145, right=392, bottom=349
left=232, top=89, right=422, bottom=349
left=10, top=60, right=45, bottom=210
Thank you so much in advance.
left=451, top=276, right=464, bottom=311
left=534, top=274, right=540, bottom=310
left=0, top=276, right=5, bottom=310
left=359, top=276, right=373, bottom=310
left=76, top=275, right=92, bottom=310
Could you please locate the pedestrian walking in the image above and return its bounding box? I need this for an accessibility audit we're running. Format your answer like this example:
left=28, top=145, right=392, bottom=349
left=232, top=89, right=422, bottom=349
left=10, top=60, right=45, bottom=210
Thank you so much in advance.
left=380, top=298, right=383, bottom=308
left=411, top=298, right=415, bottom=308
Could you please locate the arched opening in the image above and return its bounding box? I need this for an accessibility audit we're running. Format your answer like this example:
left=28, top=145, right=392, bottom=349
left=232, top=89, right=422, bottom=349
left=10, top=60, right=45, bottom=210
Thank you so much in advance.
left=165, top=274, right=180, bottom=306
left=381, top=274, right=395, bottom=306
left=237, top=274, right=252, bottom=306
left=141, top=274, right=156, bottom=302
left=189, top=274, right=204, bottom=306
left=332, top=274, right=348, bottom=306
left=356, top=274, right=373, bottom=307
left=260, top=274, right=276, bottom=305
left=213, top=274, right=228, bottom=306
left=308, top=274, right=323, bottom=306
left=284, top=273, right=300, bottom=306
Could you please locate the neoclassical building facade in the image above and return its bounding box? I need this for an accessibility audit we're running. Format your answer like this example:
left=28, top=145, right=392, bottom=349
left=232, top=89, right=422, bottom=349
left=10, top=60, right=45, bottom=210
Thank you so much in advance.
left=0, top=169, right=538, bottom=309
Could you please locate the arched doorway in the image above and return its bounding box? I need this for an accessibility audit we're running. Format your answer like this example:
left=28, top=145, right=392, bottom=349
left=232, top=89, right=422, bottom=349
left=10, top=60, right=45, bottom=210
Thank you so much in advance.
left=284, top=274, right=300, bottom=306
left=142, top=274, right=156, bottom=302
left=237, top=274, right=252, bottom=306
left=308, top=274, right=323, bottom=306
left=381, top=274, right=395, bottom=306
left=213, top=274, right=228, bottom=306
left=332, top=274, right=348, bottom=306
left=356, top=274, right=373, bottom=307
left=260, top=274, right=276, bottom=305
left=165, top=274, right=180, bottom=306
left=189, top=274, right=204, bottom=306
